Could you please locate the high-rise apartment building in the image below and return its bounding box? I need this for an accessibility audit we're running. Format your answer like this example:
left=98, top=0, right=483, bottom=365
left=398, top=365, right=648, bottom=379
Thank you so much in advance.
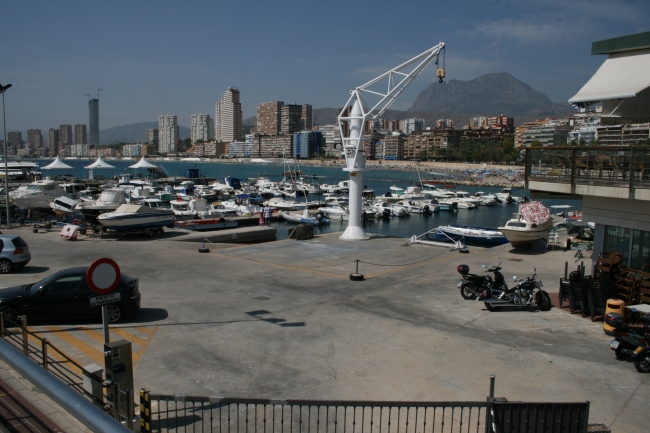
left=281, top=104, right=303, bottom=134
left=60, top=124, right=73, bottom=146
left=301, top=104, right=313, bottom=130
left=74, top=124, right=87, bottom=144
left=7, top=131, right=22, bottom=148
left=89, top=99, right=99, bottom=145
left=27, top=129, right=43, bottom=148
left=256, top=101, right=283, bottom=135
left=48, top=129, right=59, bottom=155
left=158, top=115, right=179, bottom=153
left=214, top=87, right=242, bottom=142
left=147, top=129, right=159, bottom=145
left=191, top=114, right=214, bottom=144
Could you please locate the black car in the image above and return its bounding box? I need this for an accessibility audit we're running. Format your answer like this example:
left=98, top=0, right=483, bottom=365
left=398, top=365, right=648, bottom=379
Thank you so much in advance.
left=0, top=267, right=141, bottom=325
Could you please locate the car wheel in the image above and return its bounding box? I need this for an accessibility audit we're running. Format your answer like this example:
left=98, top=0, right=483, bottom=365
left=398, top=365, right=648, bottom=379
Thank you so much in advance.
left=0, top=305, right=21, bottom=327
left=0, top=259, right=14, bottom=274
left=106, top=304, right=124, bottom=323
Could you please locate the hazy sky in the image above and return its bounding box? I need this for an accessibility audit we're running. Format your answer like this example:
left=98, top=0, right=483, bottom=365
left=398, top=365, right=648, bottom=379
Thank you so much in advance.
left=2, top=0, right=648, bottom=134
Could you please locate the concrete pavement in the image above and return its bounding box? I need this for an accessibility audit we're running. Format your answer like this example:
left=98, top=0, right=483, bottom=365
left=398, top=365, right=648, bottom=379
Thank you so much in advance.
left=0, top=226, right=647, bottom=432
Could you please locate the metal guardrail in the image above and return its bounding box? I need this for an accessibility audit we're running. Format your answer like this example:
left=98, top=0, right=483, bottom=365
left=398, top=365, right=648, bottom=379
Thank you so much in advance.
left=521, top=146, right=650, bottom=193
left=0, top=337, right=131, bottom=432
left=140, top=378, right=591, bottom=433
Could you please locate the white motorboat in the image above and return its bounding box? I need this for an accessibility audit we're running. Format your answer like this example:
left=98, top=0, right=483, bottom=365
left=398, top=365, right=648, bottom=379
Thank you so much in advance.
left=435, top=224, right=509, bottom=245
left=319, top=184, right=344, bottom=194
left=317, top=203, right=349, bottom=221
left=170, top=198, right=195, bottom=219
left=436, top=199, right=459, bottom=211
left=454, top=200, right=476, bottom=210
left=97, top=204, right=175, bottom=231
left=281, top=209, right=329, bottom=225
left=498, top=217, right=554, bottom=248
left=221, top=199, right=262, bottom=217
left=49, top=196, right=80, bottom=218
left=372, top=201, right=410, bottom=217
left=75, top=188, right=128, bottom=218
left=267, top=197, right=306, bottom=211
left=498, top=202, right=553, bottom=248
left=10, top=180, right=72, bottom=210
left=474, top=192, right=498, bottom=206
left=454, top=191, right=483, bottom=206
left=395, top=200, right=430, bottom=214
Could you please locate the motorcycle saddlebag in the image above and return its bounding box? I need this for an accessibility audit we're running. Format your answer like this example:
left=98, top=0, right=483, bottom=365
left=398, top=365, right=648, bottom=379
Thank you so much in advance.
left=604, top=312, right=625, bottom=329
left=457, top=264, right=469, bottom=275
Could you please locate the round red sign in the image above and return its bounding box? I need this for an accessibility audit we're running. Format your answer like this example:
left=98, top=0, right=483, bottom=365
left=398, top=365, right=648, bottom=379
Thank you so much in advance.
left=86, top=258, right=121, bottom=295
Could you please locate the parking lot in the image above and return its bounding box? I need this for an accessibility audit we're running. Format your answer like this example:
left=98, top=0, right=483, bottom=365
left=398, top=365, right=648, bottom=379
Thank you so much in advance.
left=1, top=227, right=648, bottom=432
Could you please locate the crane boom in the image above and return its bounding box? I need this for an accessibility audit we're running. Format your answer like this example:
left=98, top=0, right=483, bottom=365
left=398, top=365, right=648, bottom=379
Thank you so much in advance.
left=337, top=42, right=446, bottom=240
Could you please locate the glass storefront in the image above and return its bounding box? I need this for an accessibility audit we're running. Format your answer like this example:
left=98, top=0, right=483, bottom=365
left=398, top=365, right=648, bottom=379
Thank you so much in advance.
left=631, top=229, right=650, bottom=270
left=603, top=225, right=650, bottom=270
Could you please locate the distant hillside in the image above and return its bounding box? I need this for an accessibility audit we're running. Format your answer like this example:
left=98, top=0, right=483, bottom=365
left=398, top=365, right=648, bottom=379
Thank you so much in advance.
left=100, top=122, right=190, bottom=145
left=410, top=72, right=572, bottom=118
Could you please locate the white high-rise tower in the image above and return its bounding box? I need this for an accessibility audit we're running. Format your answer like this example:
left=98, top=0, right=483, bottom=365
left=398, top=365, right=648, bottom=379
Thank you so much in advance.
left=215, top=87, right=242, bottom=142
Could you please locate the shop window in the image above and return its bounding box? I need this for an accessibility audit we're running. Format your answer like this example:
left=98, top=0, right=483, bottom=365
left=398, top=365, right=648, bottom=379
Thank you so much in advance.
left=631, top=229, right=650, bottom=270
left=603, top=226, right=630, bottom=263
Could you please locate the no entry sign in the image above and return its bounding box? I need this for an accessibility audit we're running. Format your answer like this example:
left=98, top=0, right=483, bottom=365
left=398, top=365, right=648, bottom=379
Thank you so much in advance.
left=86, top=258, right=121, bottom=295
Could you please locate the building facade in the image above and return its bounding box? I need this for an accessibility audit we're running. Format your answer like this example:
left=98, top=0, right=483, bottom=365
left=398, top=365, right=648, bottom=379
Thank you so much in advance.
left=215, top=87, right=243, bottom=142
left=281, top=104, right=303, bottom=134
left=158, top=115, right=179, bottom=154
left=48, top=129, right=59, bottom=155
left=60, top=124, right=73, bottom=146
left=256, top=101, right=283, bottom=135
left=27, top=129, right=43, bottom=148
left=74, top=124, right=87, bottom=145
left=254, top=134, right=292, bottom=158
left=88, top=99, right=99, bottom=146
left=302, top=104, right=313, bottom=130
left=123, top=144, right=142, bottom=157
left=400, top=118, right=425, bottom=134
left=521, top=121, right=570, bottom=146
left=191, top=114, right=214, bottom=144
left=147, top=129, right=159, bottom=146
left=382, top=133, right=405, bottom=160
left=316, top=124, right=342, bottom=156
left=293, top=131, right=323, bottom=158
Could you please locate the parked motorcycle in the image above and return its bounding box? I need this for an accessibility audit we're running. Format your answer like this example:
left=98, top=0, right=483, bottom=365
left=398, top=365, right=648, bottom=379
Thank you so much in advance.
left=480, top=268, right=552, bottom=312
left=456, top=262, right=508, bottom=300
left=606, top=310, right=650, bottom=370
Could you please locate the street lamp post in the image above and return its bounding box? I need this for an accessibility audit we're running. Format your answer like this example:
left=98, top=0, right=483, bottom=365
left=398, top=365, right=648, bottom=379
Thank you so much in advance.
left=1, top=84, right=12, bottom=229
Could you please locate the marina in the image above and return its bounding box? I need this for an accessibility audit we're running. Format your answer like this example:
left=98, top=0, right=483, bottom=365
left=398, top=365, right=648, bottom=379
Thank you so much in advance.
left=1, top=159, right=581, bottom=243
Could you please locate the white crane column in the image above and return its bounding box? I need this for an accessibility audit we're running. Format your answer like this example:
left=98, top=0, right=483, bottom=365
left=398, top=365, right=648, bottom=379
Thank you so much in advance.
left=340, top=99, right=368, bottom=240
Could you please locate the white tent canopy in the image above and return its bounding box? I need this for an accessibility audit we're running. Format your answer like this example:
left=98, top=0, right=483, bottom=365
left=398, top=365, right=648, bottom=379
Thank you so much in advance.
left=84, top=156, right=116, bottom=169
left=42, top=156, right=73, bottom=170
left=128, top=157, right=158, bottom=169
left=568, top=48, right=650, bottom=107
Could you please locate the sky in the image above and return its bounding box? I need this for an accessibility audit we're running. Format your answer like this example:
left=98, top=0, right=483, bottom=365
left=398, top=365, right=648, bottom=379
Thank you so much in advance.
left=1, top=0, right=648, bottom=135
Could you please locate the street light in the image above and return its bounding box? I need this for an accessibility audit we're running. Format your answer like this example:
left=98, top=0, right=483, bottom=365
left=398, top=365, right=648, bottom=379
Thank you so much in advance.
left=1, top=83, right=12, bottom=229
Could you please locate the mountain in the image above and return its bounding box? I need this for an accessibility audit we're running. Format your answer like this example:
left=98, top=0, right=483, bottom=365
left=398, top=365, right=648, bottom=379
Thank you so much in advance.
left=100, top=122, right=190, bottom=145
left=243, top=72, right=573, bottom=129
left=409, top=72, right=571, bottom=118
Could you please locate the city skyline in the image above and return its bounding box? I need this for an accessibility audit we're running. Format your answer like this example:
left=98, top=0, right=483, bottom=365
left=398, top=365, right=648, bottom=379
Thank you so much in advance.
left=1, top=0, right=648, bottom=135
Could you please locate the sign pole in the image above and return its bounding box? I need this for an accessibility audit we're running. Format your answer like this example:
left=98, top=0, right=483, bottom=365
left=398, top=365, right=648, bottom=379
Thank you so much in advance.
left=102, top=305, right=110, bottom=344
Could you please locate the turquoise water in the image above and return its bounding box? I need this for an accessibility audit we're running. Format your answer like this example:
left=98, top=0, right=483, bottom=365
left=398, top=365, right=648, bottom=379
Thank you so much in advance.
left=38, top=159, right=582, bottom=240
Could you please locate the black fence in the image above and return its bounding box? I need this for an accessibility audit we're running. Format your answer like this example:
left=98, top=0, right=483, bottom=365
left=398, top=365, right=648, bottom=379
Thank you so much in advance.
left=140, top=390, right=590, bottom=433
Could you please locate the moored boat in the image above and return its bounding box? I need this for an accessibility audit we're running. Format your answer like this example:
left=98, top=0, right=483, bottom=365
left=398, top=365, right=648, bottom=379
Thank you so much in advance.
left=436, top=224, right=508, bottom=245
left=97, top=204, right=175, bottom=231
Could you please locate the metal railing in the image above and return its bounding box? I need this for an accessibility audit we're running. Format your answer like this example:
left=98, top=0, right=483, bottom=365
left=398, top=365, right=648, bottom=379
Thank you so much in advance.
left=522, top=145, right=650, bottom=193
left=0, top=313, right=136, bottom=428
left=140, top=376, right=591, bottom=433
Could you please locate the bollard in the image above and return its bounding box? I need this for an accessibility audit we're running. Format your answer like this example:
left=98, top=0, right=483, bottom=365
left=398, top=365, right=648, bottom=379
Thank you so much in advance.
left=140, top=389, right=151, bottom=433
left=20, top=315, right=28, bottom=356
left=198, top=238, right=210, bottom=253
left=489, top=375, right=495, bottom=400
left=350, top=260, right=364, bottom=281
left=42, top=338, right=48, bottom=371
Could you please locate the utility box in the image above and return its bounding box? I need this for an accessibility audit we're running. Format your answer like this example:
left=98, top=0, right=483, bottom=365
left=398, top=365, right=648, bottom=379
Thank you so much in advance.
left=82, top=363, right=104, bottom=410
left=104, top=339, right=134, bottom=417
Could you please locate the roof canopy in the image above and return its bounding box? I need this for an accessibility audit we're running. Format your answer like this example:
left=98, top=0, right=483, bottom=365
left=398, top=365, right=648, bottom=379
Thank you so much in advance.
left=128, top=156, right=158, bottom=169
left=569, top=48, right=650, bottom=107
left=85, top=156, right=116, bottom=169
left=42, top=156, right=73, bottom=170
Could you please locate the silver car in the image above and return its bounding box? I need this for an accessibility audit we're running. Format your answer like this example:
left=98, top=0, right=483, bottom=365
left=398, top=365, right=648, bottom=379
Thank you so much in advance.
left=0, top=235, right=31, bottom=273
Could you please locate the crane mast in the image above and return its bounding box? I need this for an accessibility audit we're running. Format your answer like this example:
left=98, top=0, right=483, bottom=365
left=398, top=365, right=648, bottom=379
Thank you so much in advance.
left=337, top=42, right=446, bottom=240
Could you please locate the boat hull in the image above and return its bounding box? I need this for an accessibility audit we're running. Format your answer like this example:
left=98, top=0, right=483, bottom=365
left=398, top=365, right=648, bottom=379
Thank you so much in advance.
left=436, top=225, right=508, bottom=245
left=497, top=227, right=551, bottom=248
left=174, top=219, right=238, bottom=231
left=98, top=212, right=175, bottom=230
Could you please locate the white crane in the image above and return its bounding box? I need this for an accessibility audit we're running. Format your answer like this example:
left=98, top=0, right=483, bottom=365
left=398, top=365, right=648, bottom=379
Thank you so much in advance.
left=337, top=42, right=446, bottom=240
